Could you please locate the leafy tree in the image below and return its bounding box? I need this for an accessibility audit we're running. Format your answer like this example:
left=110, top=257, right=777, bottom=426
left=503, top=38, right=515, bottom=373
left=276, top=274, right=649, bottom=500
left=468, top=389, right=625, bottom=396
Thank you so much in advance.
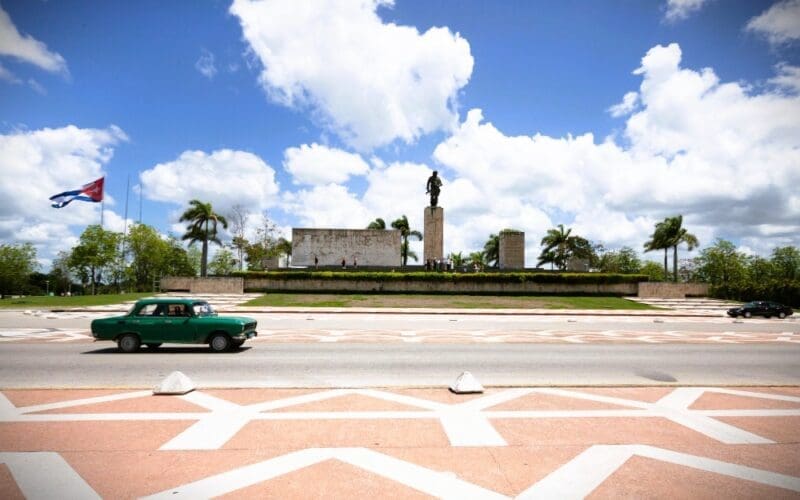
left=366, top=218, right=386, bottom=230
left=228, top=204, right=250, bottom=271
left=639, top=261, right=666, bottom=282
left=747, top=256, right=775, bottom=283
left=209, top=248, right=236, bottom=276
left=598, top=246, right=642, bottom=274
left=483, top=234, right=500, bottom=268
left=125, top=225, right=195, bottom=291
left=244, top=213, right=279, bottom=270
left=274, top=237, right=292, bottom=267
left=537, top=224, right=594, bottom=270
left=391, top=215, right=422, bottom=266
left=0, top=243, right=37, bottom=298
left=179, top=199, right=228, bottom=277
left=693, top=239, right=748, bottom=287
left=68, top=225, right=120, bottom=295
left=48, top=251, right=74, bottom=296
left=770, top=246, right=800, bottom=280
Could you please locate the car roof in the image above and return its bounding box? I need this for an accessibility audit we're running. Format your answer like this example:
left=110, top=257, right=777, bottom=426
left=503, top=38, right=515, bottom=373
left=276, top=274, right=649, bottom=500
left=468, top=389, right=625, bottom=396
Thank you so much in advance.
left=134, top=298, right=207, bottom=306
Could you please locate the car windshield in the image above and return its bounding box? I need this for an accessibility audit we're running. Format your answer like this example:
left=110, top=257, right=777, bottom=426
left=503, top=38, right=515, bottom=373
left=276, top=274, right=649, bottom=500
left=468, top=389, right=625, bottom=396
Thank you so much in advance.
left=193, top=302, right=217, bottom=317
left=744, top=302, right=758, bottom=308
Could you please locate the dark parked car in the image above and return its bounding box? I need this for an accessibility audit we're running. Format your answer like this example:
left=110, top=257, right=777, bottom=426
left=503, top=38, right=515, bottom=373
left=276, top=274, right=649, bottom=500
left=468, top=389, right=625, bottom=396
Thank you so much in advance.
left=727, top=301, right=793, bottom=319
left=91, top=298, right=257, bottom=352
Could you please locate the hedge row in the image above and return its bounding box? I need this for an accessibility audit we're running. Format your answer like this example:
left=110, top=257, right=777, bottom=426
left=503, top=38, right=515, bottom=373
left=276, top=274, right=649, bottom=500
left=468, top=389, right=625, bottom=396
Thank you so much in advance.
left=711, top=280, right=800, bottom=307
left=232, top=271, right=649, bottom=285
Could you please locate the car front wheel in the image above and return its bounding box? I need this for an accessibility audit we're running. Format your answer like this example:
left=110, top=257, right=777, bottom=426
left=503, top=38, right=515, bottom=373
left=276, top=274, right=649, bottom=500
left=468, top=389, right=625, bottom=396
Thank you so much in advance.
left=779, top=312, right=787, bottom=319
left=118, top=334, right=141, bottom=353
left=209, top=333, right=231, bottom=352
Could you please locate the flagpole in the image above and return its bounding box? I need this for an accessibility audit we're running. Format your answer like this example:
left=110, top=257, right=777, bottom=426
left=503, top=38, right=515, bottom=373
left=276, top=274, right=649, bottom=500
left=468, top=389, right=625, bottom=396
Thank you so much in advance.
left=100, top=199, right=105, bottom=228
left=121, top=175, right=130, bottom=266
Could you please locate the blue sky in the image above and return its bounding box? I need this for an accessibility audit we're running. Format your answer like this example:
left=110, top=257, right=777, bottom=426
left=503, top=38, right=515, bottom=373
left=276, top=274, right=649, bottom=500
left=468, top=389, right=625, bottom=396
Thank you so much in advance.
left=1, top=0, right=799, bottom=267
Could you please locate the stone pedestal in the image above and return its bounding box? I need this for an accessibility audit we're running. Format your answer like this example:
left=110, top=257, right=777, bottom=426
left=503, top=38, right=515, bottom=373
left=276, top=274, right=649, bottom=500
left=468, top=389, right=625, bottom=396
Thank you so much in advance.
left=423, top=206, right=444, bottom=263
left=499, top=230, right=525, bottom=269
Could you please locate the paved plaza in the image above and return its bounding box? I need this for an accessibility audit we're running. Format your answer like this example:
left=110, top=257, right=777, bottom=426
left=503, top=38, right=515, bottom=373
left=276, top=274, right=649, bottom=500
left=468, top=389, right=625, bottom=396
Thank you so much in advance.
left=1, top=386, right=799, bottom=498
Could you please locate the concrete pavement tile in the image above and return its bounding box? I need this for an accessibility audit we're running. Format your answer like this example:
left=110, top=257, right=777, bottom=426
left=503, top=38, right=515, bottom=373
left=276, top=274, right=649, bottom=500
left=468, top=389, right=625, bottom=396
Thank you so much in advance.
left=217, top=459, right=433, bottom=499
left=736, top=387, right=800, bottom=398
left=203, top=388, right=315, bottom=406
left=577, top=387, right=675, bottom=403
left=588, top=455, right=797, bottom=499
left=271, top=393, right=421, bottom=412
left=63, top=450, right=288, bottom=499
left=0, top=421, right=193, bottom=451
left=34, top=395, right=209, bottom=414
left=487, top=393, right=632, bottom=411
left=493, top=417, right=722, bottom=447
left=2, top=389, right=135, bottom=408
left=386, top=445, right=585, bottom=497
left=394, top=388, right=488, bottom=404
left=0, top=463, right=24, bottom=500
left=716, top=416, right=800, bottom=443
left=690, top=392, right=800, bottom=410
left=225, top=420, right=450, bottom=449
left=649, top=444, right=800, bottom=476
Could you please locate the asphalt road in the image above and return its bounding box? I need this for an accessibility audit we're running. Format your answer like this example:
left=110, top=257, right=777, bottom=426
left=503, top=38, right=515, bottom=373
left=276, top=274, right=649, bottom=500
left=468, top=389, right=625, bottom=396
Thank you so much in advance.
left=1, top=342, right=798, bottom=388
left=1, top=310, right=798, bottom=388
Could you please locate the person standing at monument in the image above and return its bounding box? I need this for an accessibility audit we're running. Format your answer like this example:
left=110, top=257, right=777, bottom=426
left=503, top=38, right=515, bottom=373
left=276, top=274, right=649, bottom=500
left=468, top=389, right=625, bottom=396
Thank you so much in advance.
left=426, top=170, right=442, bottom=207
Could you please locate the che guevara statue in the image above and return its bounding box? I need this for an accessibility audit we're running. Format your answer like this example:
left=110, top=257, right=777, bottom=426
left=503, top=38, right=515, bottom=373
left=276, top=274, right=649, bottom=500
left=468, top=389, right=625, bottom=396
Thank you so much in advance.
left=426, top=170, right=442, bottom=207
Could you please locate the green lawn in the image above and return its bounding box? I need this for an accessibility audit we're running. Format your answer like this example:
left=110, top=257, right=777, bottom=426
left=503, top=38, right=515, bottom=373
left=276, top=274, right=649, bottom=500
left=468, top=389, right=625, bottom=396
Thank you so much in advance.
left=243, top=293, right=656, bottom=309
left=0, top=293, right=153, bottom=309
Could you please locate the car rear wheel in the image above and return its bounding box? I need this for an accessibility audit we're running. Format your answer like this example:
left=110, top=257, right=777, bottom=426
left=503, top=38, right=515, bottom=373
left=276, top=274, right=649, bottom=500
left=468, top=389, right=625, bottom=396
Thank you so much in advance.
left=779, top=312, right=787, bottom=319
left=118, top=334, right=141, bottom=353
left=209, top=333, right=231, bottom=352
left=145, top=343, right=162, bottom=349
left=744, top=311, right=752, bottom=318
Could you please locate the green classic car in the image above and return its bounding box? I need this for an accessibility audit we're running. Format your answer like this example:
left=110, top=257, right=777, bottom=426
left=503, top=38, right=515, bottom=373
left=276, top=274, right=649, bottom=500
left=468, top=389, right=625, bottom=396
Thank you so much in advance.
left=91, top=298, right=258, bottom=352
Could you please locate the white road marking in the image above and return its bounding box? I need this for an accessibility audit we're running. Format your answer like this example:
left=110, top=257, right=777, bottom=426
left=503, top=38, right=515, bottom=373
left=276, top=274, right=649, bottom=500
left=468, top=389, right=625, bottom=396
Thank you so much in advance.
left=0, top=452, right=101, bottom=499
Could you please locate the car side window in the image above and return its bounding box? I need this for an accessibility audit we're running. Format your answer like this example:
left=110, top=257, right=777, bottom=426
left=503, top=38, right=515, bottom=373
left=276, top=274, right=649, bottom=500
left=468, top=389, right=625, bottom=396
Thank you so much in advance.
left=136, top=304, right=158, bottom=316
left=168, top=304, right=188, bottom=317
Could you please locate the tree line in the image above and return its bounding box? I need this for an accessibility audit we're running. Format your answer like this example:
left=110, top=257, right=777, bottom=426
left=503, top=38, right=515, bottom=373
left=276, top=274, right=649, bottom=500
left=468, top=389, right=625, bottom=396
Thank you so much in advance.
left=1, top=205, right=798, bottom=305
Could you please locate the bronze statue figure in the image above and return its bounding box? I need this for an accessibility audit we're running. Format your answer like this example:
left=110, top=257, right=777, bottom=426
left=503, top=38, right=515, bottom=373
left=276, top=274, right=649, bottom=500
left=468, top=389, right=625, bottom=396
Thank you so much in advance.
left=426, top=170, right=442, bottom=207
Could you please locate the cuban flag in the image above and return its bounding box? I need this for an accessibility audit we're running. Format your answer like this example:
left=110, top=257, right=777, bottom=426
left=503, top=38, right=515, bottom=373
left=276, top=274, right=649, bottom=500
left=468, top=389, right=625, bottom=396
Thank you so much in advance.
left=49, top=177, right=105, bottom=208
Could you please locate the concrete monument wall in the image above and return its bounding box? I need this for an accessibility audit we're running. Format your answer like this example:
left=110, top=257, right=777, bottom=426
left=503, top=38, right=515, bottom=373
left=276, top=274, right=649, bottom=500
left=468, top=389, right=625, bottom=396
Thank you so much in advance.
left=638, top=282, right=709, bottom=298
left=423, top=207, right=444, bottom=263
left=499, top=230, right=525, bottom=269
left=292, top=228, right=401, bottom=267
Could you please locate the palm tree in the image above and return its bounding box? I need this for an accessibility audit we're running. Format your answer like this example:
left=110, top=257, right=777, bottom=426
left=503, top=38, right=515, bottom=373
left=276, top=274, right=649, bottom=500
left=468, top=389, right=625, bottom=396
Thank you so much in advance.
left=391, top=215, right=422, bottom=266
left=180, top=199, right=228, bottom=277
left=468, top=251, right=486, bottom=271
left=483, top=234, right=500, bottom=268
left=537, top=224, right=572, bottom=270
left=643, top=219, right=670, bottom=280
left=366, top=218, right=386, bottom=230
left=663, top=215, right=698, bottom=282
left=448, top=251, right=465, bottom=269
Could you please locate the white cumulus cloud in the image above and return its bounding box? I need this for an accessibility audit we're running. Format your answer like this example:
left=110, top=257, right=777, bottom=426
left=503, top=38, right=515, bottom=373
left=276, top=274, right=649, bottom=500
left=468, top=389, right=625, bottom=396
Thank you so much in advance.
left=663, top=0, right=711, bottom=22
left=140, top=149, right=280, bottom=217
left=230, top=0, right=473, bottom=151
left=608, top=91, right=639, bottom=117
left=432, top=43, right=800, bottom=262
left=0, top=5, right=68, bottom=74
left=283, top=143, right=370, bottom=185
left=746, top=0, right=800, bottom=45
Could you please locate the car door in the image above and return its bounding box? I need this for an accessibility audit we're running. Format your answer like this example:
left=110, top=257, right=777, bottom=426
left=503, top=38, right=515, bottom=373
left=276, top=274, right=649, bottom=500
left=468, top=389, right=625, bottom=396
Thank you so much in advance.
left=159, top=303, right=195, bottom=343
left=127, top=303, right=165, bottom=342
